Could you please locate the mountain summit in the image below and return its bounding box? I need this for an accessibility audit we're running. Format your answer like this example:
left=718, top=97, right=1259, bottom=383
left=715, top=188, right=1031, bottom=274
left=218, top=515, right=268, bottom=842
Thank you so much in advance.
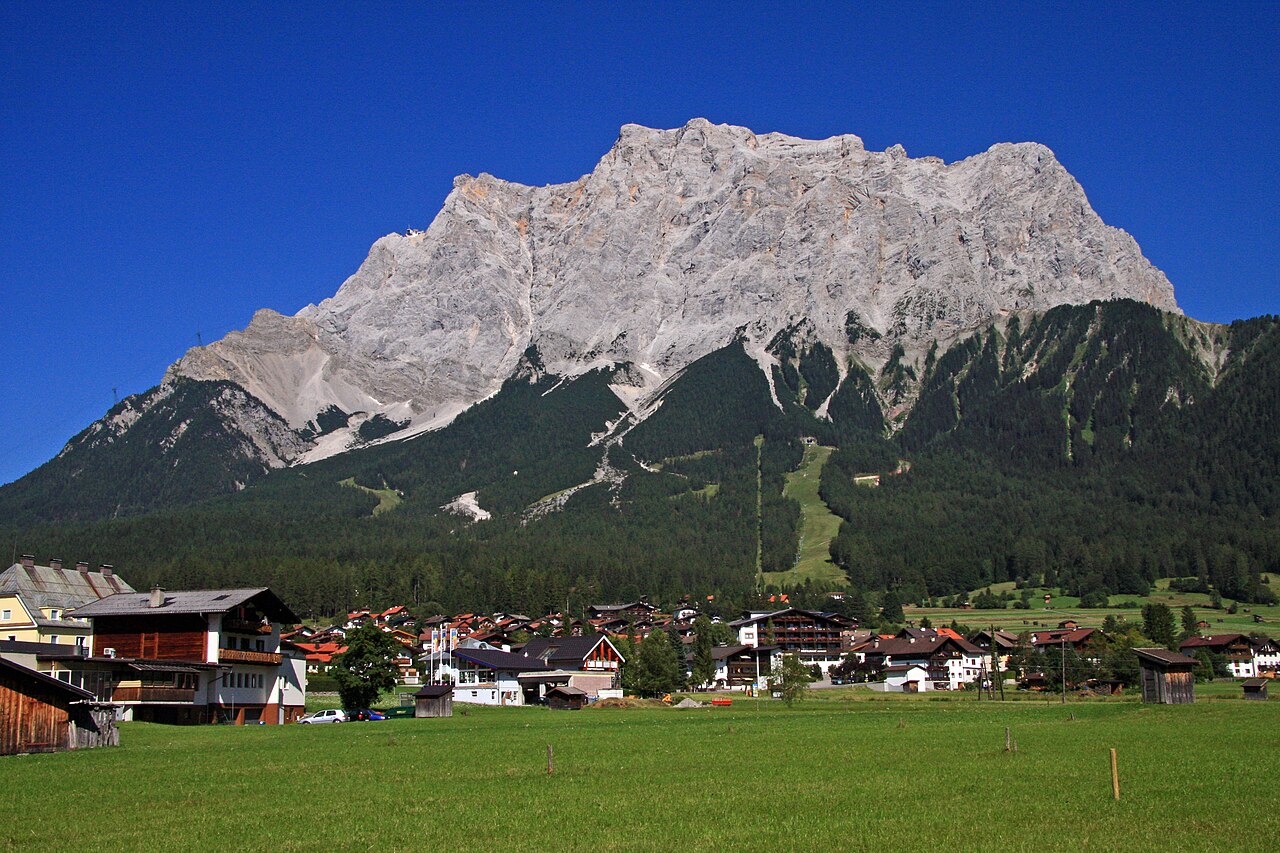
left=170, top=119, right=1176, bottom=459
left=6, top=121, right=1186, bottom=521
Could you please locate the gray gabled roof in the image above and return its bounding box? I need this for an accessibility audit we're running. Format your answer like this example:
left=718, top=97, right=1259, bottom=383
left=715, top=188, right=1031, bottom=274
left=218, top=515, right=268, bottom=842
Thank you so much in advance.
left=0, top=561, right=133, bottom=611
left=71, top=588, right=298, bottom=623
left=521, top=635, right=625, bottom=666
left=452, top=648, right=551, bottom=672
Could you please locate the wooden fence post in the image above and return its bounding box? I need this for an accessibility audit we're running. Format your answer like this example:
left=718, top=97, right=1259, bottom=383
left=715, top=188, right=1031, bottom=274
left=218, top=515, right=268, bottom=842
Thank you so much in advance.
left=547, top=743, right=554, bottom=775
left=1110, top=748, right=1120, bottom=801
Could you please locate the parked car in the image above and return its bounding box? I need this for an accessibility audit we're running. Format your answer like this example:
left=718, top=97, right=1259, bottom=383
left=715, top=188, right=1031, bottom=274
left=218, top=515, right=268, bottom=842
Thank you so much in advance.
left=348, top=708, right=387, bottom=721
left=297, top=709, right=348, bottom=724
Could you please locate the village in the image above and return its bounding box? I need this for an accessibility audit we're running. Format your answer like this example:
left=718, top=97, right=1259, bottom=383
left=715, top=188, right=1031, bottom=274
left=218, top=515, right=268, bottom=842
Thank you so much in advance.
left=1, top=554, right=1275, bottom=755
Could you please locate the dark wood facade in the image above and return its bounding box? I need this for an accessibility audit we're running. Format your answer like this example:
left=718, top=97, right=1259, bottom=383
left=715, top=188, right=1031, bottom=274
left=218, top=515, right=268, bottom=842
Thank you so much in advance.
left=545, top=686, right=588, bottom=710
left=0, top=659, right=117, bottom=755
left=91, top=614, right=208, bottom=660
left=1241, top=678, right=1269, bottom=701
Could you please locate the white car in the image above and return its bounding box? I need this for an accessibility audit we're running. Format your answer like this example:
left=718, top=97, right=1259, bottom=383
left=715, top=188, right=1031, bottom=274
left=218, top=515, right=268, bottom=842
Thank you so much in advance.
left=296, top=709, right=348, bottom=724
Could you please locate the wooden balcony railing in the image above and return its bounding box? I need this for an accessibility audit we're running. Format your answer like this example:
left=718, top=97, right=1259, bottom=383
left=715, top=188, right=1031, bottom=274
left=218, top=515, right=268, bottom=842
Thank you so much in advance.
left=112, top=686, right=196, bottom=703
left=218, top=648, right=283, bottom=666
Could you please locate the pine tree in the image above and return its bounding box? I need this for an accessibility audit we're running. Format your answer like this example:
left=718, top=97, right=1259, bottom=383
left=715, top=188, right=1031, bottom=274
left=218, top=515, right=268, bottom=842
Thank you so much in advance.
left=1179, top=605, right=1198, bottom=640
left=1141, top=602, right=1177, bottom=650
left=635, top=630, right=685, bottom=697
left=881, top=590, right=905, bottom=624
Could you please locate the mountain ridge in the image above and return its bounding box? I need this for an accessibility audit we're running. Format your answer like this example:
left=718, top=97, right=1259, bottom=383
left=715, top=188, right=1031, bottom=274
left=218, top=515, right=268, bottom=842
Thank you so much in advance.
left=167, top=119, right=1176, bottom=460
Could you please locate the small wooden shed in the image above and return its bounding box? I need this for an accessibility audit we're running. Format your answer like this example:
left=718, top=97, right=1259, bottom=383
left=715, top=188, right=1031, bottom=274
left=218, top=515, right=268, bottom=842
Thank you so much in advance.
left=1241, top=678, right=1269, bottom=701
left=1134, top=648, right=1197, bottom=705
left=414, top=684, right=453, bottom=718
left=545, top=686, right=588, bottom=710
left=0, top=657, right=118, bottom=754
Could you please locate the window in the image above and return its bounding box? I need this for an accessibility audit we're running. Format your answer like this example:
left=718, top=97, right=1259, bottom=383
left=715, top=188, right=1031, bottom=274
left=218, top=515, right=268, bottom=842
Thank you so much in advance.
left=49, top=635, right=58, bottom=644
left=1, top=610, right=9, bottom=621
left=50, top=609, right=60, bottom=620
left=255, top=639, right=265, bottom=652
left=75, top=636, right=86, bottom=649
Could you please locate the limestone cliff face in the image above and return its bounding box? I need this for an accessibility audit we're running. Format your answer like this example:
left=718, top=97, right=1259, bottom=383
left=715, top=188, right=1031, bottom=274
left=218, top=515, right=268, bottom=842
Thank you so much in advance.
left=170, top=119, right=1178, bottom=459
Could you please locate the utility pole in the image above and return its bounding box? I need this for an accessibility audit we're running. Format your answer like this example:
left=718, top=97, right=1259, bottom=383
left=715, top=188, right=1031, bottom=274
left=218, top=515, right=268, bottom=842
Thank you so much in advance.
left=1061, top=637, right=1067, bottom=704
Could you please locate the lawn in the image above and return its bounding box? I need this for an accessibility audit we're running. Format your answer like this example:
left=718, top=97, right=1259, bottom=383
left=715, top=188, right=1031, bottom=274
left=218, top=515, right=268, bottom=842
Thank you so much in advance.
left=762, top=444, right=847, bottom=589
left=3, top=695, right=1277, bottom=851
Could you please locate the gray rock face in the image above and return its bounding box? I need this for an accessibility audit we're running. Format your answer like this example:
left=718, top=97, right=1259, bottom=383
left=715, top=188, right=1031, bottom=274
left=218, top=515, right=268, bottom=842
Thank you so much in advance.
left=171, top=119, right=1178, bottom=460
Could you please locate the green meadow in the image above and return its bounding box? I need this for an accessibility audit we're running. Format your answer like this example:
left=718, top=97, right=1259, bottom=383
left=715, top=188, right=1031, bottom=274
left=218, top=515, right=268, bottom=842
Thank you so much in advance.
left=3, top=693, right=1276, bottom=851
left=762, top=444, right=846, bottom=589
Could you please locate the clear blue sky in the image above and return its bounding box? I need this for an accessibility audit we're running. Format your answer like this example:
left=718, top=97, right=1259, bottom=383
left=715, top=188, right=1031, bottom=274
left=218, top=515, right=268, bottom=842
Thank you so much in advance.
left=2, top=2, right=1277, bottom=485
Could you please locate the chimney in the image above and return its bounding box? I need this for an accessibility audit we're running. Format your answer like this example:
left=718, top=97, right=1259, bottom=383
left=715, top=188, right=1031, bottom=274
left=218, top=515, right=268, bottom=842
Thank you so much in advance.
left=149, top=586, right=164, bottom=608
left=49, top=558, right=63, bottom=571
left=76, top=561, right=90, bottom=573
left=100, top=564, right=113, bottom=578
left=19, top=554, right=34, bottom=568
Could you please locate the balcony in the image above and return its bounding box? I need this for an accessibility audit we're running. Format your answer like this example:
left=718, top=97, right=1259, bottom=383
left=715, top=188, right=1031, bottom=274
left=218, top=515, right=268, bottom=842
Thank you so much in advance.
left=113, top=686, right=196, bottom=703
left=218, top=648, right=283, bottom=666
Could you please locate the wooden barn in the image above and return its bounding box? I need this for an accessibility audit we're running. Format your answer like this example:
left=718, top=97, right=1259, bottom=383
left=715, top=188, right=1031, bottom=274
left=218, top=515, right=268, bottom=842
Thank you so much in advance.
left=1134, top=648, right=1197, bottom=705
left=1241, top=678, right=1269, bottom=701
left=414, top=684, right=453, bottom=718
left=0, top=657, right=117, bottom=755
left=545, top=685, right=588, bottom=710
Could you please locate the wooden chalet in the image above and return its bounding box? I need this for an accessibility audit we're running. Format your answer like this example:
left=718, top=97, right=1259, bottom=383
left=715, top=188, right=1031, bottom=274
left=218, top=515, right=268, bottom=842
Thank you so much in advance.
left=1134, top=648, right=1197, bottom=704
left=1180, top=634, right=1278, bottom=679
left=730, top=608, right=849, bottom=672
left=413, top=684, right=453, bottom=717
left=587, top=600, right=657, bottom=621
left=518, top=635, right=624, bottom=674
left=50, top=587, right=307, bottom=725
left=853, top=632, right=987, bottom=689
left=1029, top=628, right=1097, bottom=654
left=0, top=657, right=116, bottom=755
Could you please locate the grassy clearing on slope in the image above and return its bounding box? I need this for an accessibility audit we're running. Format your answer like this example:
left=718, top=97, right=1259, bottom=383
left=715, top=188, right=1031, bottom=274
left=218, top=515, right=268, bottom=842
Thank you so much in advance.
left=761, top=444, right=846, bottom=590
left=922, top=578, right=1280, bottom=634
left=338, top=477, right=402, bottom=515
left=3, top=700, right=1276, bottom=851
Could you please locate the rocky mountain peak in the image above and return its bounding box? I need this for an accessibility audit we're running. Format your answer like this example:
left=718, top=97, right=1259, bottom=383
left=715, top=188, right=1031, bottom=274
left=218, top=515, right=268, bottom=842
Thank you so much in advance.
left=165, top=120, right=1177, bottom=462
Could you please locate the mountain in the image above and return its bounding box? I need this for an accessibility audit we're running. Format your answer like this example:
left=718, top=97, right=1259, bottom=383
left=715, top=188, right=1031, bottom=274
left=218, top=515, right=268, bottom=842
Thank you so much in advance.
left=0, top=119, right=1182, bottom=523
left=3, top=121, right=1275, bottom=617
left=2, top=301, right=1277, bottom=618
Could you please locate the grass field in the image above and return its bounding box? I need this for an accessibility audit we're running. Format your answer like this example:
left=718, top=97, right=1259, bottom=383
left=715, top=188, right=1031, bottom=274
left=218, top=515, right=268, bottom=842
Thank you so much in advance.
left=3, top=693, right=1276, bottom=851
left=914, top=577, right=1280, bottom=635
left=762, top=444, right=847, bottom=589
left=338, top=476, right=402, bottom=515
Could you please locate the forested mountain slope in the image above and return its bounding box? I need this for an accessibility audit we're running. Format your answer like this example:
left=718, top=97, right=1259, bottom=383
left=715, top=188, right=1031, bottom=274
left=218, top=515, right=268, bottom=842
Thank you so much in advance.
left=2, top=301, right=1276, bottom=617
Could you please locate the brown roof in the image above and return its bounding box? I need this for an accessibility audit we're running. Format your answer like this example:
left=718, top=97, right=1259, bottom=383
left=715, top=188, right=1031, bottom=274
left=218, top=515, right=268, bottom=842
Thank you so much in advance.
left=1133, top=648, right=1198, bottom=667
left=1241, top=678, right=1269, bottom=689
left=1179, top=634, right=1246, bottom=650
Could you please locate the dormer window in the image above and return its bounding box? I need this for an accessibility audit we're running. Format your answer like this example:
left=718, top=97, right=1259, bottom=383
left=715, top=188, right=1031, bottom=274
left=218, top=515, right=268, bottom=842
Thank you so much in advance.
left=50, top=609, right=60, bottom=620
